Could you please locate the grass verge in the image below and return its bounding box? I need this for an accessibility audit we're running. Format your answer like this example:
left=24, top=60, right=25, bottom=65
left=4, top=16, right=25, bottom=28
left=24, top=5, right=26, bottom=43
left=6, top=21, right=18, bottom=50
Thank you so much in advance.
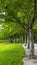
left=0, top=43, right=25, bottom=65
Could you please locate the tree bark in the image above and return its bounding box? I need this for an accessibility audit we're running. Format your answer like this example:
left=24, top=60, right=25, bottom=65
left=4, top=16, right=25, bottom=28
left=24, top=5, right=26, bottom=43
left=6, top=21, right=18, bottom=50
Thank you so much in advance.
left=23, top=32, right=25, bottom=43
left=29, top=29, right=34, bottom=57
left=27, top=28, right=30, bottom=49
left=25, top=33, right=27, bottom=46
left=34, top=32, right=35, bottom=43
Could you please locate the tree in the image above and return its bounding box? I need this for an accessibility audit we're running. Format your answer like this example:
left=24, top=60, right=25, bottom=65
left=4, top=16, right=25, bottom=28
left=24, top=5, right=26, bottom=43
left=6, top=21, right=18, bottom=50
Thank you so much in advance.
left=28, top=0, right=37, bottom=57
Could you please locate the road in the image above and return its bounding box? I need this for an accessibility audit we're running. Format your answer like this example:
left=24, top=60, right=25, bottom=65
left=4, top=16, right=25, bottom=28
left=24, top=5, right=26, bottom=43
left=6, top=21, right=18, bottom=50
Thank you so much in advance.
left=21, top=43, right=37, bottom=65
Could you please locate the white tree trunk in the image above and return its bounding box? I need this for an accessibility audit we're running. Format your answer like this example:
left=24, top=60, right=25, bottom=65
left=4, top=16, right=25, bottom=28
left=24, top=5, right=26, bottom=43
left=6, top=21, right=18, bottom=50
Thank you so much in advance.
left=29, top=29, right=34, bottom=57
left=27, top=29, right=30, bottom=49
left=25, top=33, right=27, bottom=46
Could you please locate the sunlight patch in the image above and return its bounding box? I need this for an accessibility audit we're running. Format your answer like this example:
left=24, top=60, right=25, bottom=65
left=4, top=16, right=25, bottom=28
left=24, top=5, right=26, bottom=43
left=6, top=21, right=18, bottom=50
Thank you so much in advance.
left=0, top=25, right=3, bottom=30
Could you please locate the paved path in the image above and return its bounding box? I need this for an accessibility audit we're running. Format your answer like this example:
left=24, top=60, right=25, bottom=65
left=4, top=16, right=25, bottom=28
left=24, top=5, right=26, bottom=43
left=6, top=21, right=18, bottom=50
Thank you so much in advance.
left=21, top=44, right=37, bottom=65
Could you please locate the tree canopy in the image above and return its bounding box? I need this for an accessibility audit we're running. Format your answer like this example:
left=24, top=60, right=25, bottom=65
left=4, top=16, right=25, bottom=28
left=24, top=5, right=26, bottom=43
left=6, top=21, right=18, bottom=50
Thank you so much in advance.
left=0, top=0, right=37, bottom=39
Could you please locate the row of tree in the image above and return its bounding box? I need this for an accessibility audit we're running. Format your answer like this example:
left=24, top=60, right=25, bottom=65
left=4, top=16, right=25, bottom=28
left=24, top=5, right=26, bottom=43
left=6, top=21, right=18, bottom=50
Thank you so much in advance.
left=0, top=0, right=37, bottom=57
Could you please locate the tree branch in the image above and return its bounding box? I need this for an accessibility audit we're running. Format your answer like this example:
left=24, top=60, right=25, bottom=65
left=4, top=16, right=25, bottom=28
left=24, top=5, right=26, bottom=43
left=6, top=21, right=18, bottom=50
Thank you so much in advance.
left=29, top=0, right=37, bottom=29
left=4, top=15, right=27, bottom=30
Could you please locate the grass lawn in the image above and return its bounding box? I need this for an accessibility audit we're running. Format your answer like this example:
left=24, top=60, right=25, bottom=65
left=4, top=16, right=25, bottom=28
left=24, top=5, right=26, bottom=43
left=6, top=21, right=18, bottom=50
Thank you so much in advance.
left=0, top=43, right=25, bottom=65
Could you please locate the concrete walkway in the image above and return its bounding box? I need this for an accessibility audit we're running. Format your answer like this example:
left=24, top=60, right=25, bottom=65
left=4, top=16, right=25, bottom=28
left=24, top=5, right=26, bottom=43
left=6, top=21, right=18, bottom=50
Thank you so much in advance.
left=21, top=44, right=37, bottom=65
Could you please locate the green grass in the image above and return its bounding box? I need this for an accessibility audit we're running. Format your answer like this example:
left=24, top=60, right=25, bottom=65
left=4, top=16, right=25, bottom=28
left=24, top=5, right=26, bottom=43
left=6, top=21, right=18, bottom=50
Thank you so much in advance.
left=0, top=43, right=25, bottom=65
